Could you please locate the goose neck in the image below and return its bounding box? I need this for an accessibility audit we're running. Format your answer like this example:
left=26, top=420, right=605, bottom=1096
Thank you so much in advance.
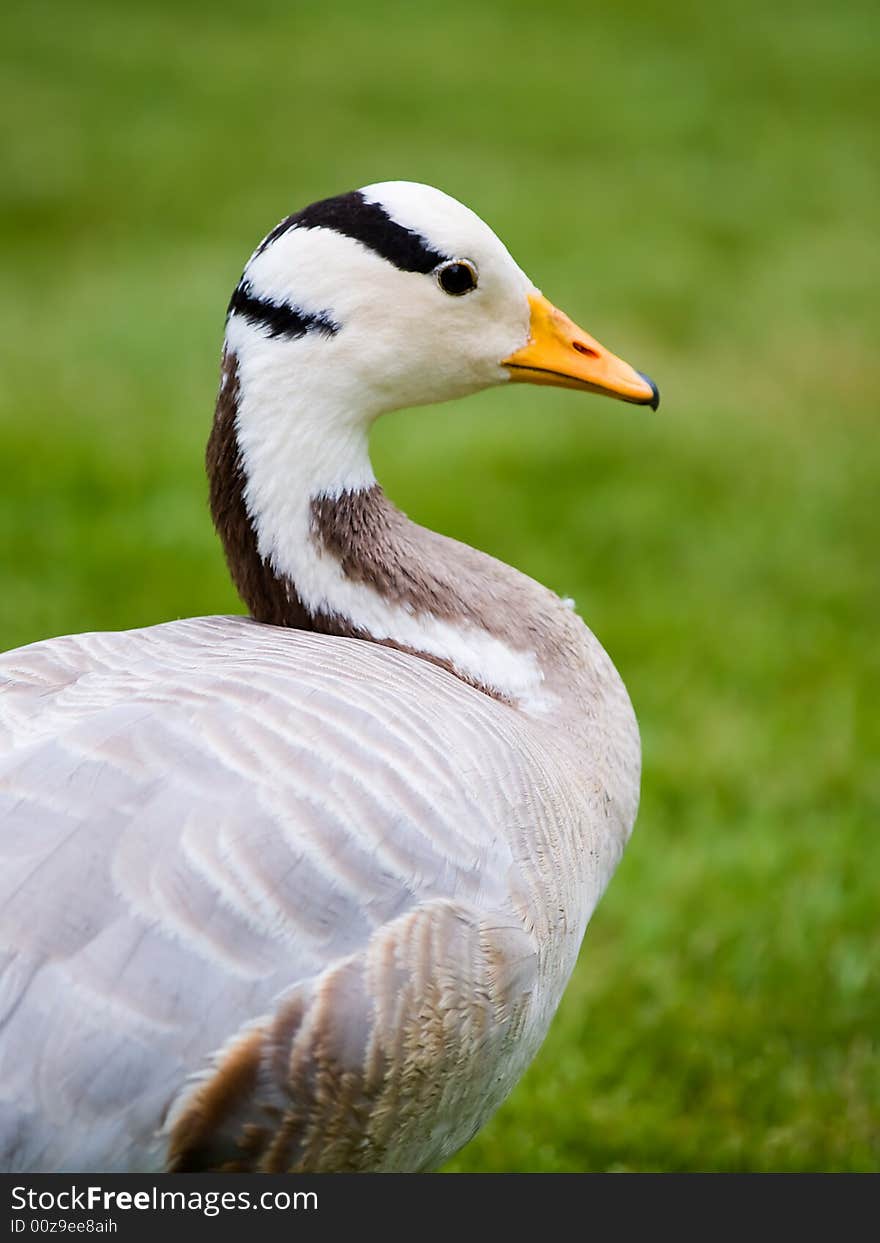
left=208, top=346, right=582, bottom=716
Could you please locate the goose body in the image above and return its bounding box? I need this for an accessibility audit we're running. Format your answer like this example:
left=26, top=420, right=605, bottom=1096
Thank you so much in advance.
left=0, top=183, right=657, bottom=1172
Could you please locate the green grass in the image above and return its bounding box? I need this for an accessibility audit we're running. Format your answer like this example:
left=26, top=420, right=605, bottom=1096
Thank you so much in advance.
left=1, top=0, right=877, bottom=1171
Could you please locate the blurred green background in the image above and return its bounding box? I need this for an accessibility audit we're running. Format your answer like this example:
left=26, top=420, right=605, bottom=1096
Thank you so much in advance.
left=1, top=0, right=877, bottom=1171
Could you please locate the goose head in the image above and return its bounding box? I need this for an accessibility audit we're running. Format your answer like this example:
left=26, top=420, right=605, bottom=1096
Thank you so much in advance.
left=223, top=180, right=658, bottom=436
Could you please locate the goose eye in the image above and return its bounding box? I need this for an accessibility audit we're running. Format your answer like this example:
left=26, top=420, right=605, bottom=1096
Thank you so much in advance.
left=436, top=260, right=478, bottom=296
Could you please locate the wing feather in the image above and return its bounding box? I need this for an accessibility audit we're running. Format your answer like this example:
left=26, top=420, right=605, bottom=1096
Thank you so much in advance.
left=0, top=617, right=553, bottom=1170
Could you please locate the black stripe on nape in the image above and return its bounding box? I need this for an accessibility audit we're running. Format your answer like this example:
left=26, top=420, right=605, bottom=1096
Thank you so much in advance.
left=227, top=281, right=340, bottom=341
left=255, top=191, right=449, bottom=274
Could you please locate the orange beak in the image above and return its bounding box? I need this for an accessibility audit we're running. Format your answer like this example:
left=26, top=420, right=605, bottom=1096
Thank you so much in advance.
left=503, top=292, right=659, bottom=410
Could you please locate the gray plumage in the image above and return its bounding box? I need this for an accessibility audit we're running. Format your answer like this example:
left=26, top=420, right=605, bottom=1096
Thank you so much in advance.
left=0, top=617, right=637, bottom=1171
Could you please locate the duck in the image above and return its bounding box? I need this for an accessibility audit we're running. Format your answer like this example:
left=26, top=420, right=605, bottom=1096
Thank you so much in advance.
left=0, top=181, right=658, bottom=1173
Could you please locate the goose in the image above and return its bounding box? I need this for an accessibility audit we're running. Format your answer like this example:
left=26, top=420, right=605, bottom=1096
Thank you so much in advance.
left=0, top=181, right=658, bottom=1174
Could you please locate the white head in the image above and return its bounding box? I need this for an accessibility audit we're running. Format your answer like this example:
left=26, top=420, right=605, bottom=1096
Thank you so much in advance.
left=223, top=180, right=657, bottom=445
left=216, top=175, right=658, bottom=533
left=226, top=181, right=544, bottom=422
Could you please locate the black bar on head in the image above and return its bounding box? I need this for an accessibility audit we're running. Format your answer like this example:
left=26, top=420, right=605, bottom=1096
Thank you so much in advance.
left=227, top=282, right=340, bottom=341
left=255, top=191, right=448, bottom=274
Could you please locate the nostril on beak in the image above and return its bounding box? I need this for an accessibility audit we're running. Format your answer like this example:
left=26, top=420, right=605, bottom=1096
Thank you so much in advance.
left=572, top=341, right=599, bottom=359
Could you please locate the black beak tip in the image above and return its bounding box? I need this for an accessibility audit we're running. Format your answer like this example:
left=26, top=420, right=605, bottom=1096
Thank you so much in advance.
left=638, top=372, right=660, bottom=412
